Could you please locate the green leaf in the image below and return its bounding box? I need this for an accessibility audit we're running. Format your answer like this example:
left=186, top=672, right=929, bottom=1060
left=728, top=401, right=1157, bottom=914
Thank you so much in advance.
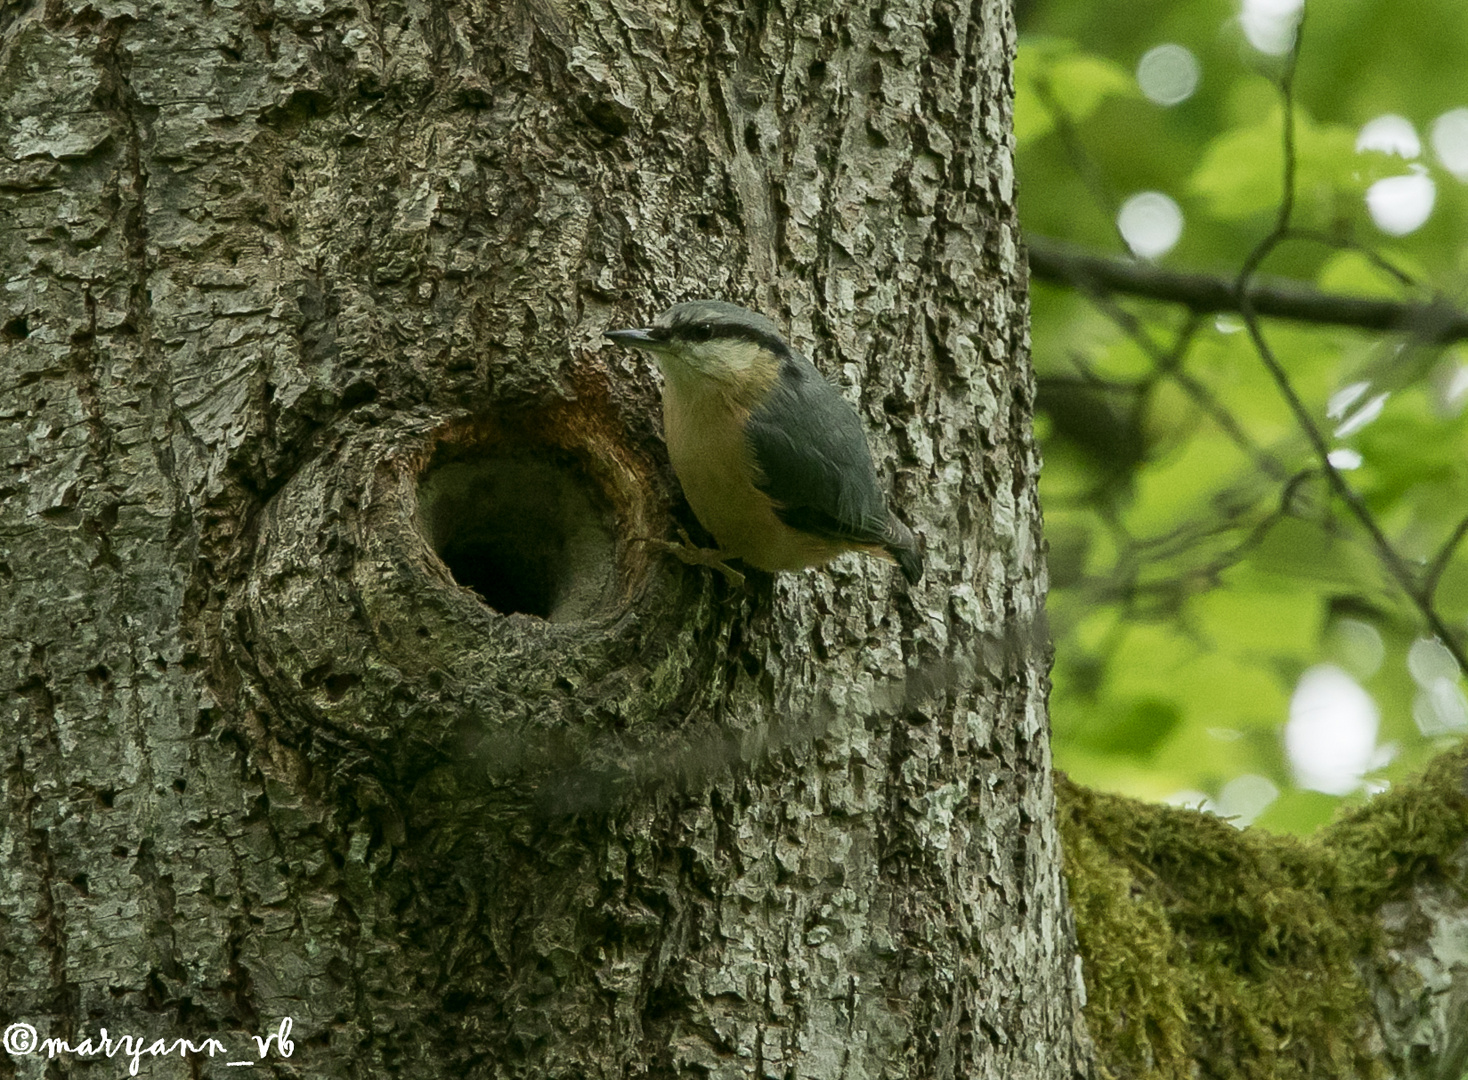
left=1016, top=38, right=1139, bottom=146
left=1191, top=586, right=1322, bottom=658
left=1315, top=251, right=1416, bottom=298
left=1190, top=103, right=1360, bottom=225
left=1247, top=519, right=1387, bottom=592
left=1121, top=433, right=1254, bottom=538
left=1088, top=697, right=1183, bottom=758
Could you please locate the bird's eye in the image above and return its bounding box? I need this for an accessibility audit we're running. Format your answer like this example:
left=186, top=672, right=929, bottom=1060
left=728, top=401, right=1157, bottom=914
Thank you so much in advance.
left=687, top=322, right=713, bottom=342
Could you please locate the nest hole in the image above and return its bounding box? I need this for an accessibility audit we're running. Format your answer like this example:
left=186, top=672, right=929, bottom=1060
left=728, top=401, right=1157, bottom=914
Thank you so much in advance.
left=417, top=453, right=619, bottom=622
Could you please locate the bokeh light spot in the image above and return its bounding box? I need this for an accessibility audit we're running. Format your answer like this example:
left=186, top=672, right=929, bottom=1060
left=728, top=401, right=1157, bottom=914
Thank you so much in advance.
left=1327, top=381, right=1370, bottom=419
left=1217, top=774, right=1279, bottom=827
left=1332, top=391, right=1389, bottom=438
left=1407, top=637, right=1459, bottom=686
left=1355, top=114, right=1421, bottom=159
left=1414, top=680, right=1468, bottom=736
left=1117, top=192, right=1183, bottom=258
left=1430, top=108, right=1468, bottom=180
left=1285, top=665, right=1379, bottom=795
left=1137, top=44, right=1200, bottom=106
left=1330, top=618, right=1385, bottom=678
left=1434, top=357, right=1468, bottom=415
left=1365, top=168, right=1436, bottom=236
left=1406, top=638, right=1465, bottom=737
left=1240, top=0, right=1303, bottom=56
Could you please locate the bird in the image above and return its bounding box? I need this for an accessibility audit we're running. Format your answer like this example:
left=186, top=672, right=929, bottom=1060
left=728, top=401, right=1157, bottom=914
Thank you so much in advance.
left=605, top=300, right=922, bottom=585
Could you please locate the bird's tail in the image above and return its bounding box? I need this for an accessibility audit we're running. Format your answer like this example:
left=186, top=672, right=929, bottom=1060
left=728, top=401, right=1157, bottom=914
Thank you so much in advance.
left=884, top=515, right=922, bottom=585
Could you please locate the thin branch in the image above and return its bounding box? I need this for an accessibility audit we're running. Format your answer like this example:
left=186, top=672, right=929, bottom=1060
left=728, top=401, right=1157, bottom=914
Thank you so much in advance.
left=1026, top=237, right=1468, bottom=343
left=1032, top=80, right=1122, bottom=234
left=1231, top=18, right=1468, bottom=672
left=1238, top=317, right=1468, bottom=669
left=1077, top=288, right=1290, bottom=480
left=1033, top=11, right=1468, bottom=667
left=1425, top=512, right=1468, bottom=603
left=1284, top=227, right=1418, bottom=289
left=1080, top=488, right=1292, bottom=613
left=1059, top=351, right=1142, bottom=393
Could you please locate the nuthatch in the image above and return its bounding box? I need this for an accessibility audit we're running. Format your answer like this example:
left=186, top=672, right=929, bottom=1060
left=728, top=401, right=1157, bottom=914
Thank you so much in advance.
left=606, top=300, right=922, bottom=585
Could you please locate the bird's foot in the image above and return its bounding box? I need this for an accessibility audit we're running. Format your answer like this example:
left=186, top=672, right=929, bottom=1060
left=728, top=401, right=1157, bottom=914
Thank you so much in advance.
left=634, top=528, right=746, bottom=586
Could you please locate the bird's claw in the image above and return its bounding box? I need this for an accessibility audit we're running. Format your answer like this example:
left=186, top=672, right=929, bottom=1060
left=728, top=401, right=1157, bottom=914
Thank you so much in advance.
left=634, top=528, right=746, bottom=586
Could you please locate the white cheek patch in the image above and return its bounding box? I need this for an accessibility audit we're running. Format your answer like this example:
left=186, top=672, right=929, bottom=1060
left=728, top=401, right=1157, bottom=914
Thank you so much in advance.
left=689, top=339, right=770, bottom=378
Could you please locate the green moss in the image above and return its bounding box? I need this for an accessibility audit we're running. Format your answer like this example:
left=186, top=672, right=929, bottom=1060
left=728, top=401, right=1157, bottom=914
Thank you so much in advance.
left=1323, top=748, right=1468, bottom=909
left=1062, top=821, right=1191, bottom=1079
left=1057, top=743, right=1468, bottom=1080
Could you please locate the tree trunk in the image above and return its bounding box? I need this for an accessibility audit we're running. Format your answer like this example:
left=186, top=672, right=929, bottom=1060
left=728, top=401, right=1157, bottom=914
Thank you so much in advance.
left=0, top=0, right=1090, bottom=1076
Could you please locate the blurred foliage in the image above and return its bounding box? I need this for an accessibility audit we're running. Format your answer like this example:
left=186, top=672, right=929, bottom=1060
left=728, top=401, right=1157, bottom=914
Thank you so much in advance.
left=1017, top=0, right=1468, bottom=834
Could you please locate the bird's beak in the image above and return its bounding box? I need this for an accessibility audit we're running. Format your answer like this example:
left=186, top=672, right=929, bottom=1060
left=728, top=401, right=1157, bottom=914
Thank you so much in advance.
left=605, top=327, right=663, bottom=350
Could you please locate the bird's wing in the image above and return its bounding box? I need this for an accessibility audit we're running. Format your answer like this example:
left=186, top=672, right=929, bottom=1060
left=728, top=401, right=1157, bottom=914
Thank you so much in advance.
left=744, top=357, right=893, bottom=546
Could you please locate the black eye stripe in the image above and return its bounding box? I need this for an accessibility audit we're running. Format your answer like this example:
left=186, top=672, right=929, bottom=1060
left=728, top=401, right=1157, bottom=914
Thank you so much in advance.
left=664, top=321, right=794, bottom=357
left=665, top=321, right=714, bottom=342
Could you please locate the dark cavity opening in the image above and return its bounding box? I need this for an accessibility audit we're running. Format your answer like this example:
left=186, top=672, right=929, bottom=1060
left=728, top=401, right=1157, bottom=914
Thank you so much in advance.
left=417, top=453, right=617, bottom=621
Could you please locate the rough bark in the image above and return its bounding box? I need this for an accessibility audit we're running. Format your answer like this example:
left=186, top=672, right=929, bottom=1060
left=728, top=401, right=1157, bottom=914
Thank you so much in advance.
left=1, top=0, right=1089, bottom=1077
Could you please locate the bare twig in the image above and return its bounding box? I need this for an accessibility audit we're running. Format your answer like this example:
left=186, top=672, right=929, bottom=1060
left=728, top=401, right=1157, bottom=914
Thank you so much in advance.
left=1284, top=228, right=1418, bottom=289
left=1239, top=318, right=1468, bottom=668
left=1425, top=512, right=1468, bottom=603
left=1232, top=20, right=1468, bottom=672
left=1078, top=290, right=1289, bottom=480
